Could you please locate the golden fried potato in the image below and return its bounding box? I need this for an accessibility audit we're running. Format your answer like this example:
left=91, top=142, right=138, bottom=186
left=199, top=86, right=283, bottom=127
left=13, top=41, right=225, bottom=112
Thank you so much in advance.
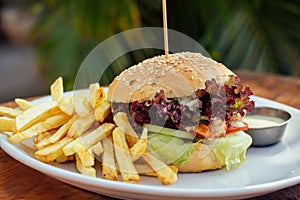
left=113, top=127, right=140, bottom=183
left=91, top=142, right=103, bottom=156
left=0, top=117, right=15, bottom=132
left=51, top=77, right=63, bottom=102
left=142, top=153, right=177, bottom=185
left=95, top=100, right=111, bottom=123
left=58, top=95, right=74, bottom=116
left=75, top=153, right=96, bottom=177
left=34, top=137, right=73, bottom=163
left=73, top=92, right=93, bottom=117
left=15, top=101, right=59, bottom=132
left=113, top=112, right=138, bottom=147
left=15, top=98, right=34, bottom=111
left=67, top=115, right=95, bottom=138
left=0, top=106, right=22, bottom=118
left=101, top=137, right=118, bottom=181
left=129, top=128, right=147, bottom=162
left=64, top=123, right=115, bottom=155
left=10, top=113, right=70, bottom=143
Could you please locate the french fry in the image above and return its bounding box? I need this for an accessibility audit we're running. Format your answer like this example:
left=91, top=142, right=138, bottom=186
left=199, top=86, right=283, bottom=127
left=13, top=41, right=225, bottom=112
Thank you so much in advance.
left=90, top=84, right=106, bottom=109
left=15, top=98, right=34, bottom=111
left=0, top=117, right=15, bottom=132
left=113, top=112, right=138, bottom=147
left=142, top=153, right=177, bottom=185
left=34, top=129, right=58, bottom=150
left=72, top=142, right=94, bottom=167
left=58, top=95, right=74, bottom=116
left=67, top=115, right=95, bottom=138
left=35, top=137, right=51, bottom=150
left=34, top=131, right=53, bottom=145
left=12, top=123, right=44, bottom=143
left=79, top=123, right=115, bottom=147
left=169, top=165, right=178, bottom=174
left=134, top=164, right=156, bottom=176
left=91, top=142, right=103, bottom=156
left=129, top=128, right=147, bottom=162
left=113, top=127, right=140, bottom=183
left=34, top=137, right=73, bottom=163
left=49, top=117, right=74, bottom=143
left=63, top=138, right=81, bottom=156
left=10, top=113, right=70, bottom=144
left=134, top=164, right=178, bottom=177
left=42, top=113, right=70, bottom=130
left=89, top=83, right=99, bottom=108
left=56, top=154, right=74, bottom=163
left=15, top=101, right=59, bottom=132
left=0, top=77, right=182, bottom=185
left=75, top=153, right=96, bottom=177
left=101, top=137, right=118, bottom=181
left=73, top=92, right=93, bottom=116
left=94, top=100, right=111, bottom=123
left=34, top=131, right=53, bottom=149
left=0, top=106, right=22, bottom=118
left=64, top=123, right=115, bottom=156
left=51, top=77, right=63, bottom=102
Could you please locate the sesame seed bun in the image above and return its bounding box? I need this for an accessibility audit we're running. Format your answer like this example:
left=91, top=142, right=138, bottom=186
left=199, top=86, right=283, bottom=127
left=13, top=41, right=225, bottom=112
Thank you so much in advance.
left=108, top=52, right=235, bottom=103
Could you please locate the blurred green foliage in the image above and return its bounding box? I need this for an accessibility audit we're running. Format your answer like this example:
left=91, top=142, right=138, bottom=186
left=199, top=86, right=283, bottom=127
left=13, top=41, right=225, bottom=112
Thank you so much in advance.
left=26, top=0, right=300, bottom=89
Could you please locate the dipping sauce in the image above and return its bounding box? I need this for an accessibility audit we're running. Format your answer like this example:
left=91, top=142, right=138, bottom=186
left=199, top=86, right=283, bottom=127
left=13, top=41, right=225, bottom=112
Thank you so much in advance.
left=244, top=107, right=291, bottom=146
left=244, top=114, right=285, bottom=129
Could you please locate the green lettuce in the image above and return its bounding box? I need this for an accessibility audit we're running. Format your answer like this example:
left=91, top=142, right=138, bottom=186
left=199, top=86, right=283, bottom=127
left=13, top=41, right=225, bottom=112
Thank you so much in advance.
left=147, top=131, right=252, bottom=169
left=147, top=134, right=197, bottom=165
left=204, top=131, right=252, bottom=170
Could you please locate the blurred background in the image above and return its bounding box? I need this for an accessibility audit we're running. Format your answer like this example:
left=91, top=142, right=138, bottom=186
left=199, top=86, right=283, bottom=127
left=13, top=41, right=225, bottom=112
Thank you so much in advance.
left=0, top=0, right=299, bottom=102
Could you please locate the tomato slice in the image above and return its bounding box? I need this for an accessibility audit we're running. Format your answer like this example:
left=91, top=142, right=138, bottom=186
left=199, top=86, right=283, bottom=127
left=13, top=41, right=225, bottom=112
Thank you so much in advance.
left=226, top=122, right=249, bottom=134
left=194, top=124, right=210, bottom=138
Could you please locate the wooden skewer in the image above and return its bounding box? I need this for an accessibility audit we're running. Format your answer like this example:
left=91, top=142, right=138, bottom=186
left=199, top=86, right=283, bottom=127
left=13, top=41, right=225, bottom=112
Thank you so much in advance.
left=162, top=0, right=169, bottom=58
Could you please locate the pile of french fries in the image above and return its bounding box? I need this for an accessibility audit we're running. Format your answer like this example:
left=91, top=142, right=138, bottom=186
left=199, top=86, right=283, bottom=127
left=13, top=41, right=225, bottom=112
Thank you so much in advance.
left=0, top=77, right=177, bottom=184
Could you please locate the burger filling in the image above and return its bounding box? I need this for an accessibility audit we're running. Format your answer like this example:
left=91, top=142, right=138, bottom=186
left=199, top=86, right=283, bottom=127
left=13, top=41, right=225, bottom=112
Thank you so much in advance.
left=113, top=75, right=254, bottom=138
left=112, top=75, right=254, bottom=168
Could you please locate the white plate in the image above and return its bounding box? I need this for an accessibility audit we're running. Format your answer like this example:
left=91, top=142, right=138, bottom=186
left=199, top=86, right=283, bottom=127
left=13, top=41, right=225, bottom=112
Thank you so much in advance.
left=1, top=95, right=300, bottom=200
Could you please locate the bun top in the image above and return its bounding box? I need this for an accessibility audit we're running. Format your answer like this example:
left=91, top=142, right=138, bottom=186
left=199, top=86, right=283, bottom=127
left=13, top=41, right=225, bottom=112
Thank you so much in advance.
left=108, top=52, right=235, bottom=103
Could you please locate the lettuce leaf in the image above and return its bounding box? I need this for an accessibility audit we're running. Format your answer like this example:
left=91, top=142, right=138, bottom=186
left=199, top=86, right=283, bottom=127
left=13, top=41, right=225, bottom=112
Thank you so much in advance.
left=147, top=134, right=197, bottom=165
left=147, top=131, right=252, bottom=169
left=204, top=131, right=252, bottom=170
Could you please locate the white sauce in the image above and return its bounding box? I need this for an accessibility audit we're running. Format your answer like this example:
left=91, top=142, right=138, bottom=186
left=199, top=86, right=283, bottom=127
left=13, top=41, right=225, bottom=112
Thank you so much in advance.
left=244, top=115, right=285, bottom=129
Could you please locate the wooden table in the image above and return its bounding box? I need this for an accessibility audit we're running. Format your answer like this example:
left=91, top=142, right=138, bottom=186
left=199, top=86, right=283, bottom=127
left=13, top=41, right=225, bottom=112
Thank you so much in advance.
left=0, top=70, right=299, bottom=200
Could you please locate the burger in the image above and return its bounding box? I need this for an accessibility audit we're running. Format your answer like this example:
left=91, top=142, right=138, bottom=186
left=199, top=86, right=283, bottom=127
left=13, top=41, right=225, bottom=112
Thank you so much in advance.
left=108, top=52, right=254, bottom=172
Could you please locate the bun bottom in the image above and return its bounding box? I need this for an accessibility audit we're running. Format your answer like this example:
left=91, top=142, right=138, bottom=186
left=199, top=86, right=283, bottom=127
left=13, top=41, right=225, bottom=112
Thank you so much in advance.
left=177, top=143, right=224, bottom=173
